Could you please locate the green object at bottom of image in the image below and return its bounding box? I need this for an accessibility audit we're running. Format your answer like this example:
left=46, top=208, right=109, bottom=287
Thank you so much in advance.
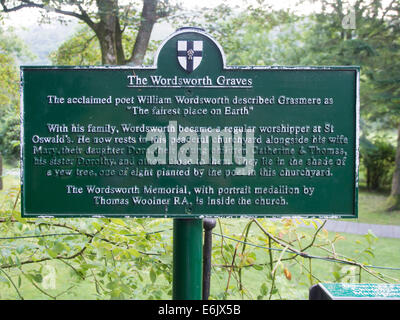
left=320, top=283, right=400, bottom=299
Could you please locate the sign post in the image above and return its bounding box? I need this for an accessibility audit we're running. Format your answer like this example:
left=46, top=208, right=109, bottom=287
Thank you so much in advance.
left=21, top=27, right=359, bottom=299
left=173, top=219, right=203, bottom=300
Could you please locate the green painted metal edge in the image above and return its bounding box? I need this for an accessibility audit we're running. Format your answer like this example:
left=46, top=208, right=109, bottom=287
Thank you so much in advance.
left=172, top=219, right=203, bottom=300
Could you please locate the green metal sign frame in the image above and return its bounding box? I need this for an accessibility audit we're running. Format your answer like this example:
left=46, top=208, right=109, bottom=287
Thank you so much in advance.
left=21, top=28, right=359, bottom=219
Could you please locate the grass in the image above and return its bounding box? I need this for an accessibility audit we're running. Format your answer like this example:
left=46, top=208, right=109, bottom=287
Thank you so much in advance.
left=209, top=221, right=400, bottom=300
left=356, top=188, right=400, bottom=225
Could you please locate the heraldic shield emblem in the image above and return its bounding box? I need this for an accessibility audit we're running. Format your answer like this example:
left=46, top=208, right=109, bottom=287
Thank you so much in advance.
left=177, top=40, right=203, bottom=73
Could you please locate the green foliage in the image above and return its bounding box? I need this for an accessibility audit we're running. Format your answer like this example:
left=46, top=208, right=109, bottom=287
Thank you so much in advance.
left=302, top=0, right=400, bottom=126
left=0, top=26, right=34, bottom=62
left=0, top=33, right=19, bottom=110
left=201, top=0, right=399, bottom=128
left=360, top=135, right=395, bottom=190
left=49, top=25, right=102, bottom=65
left=0, top=27, right=32, bottom=160
left=0, top=52, right=18, bottom=109
left=200, top=0, right=400, bottom=203
left=1, top=175, right=175, bottom=299
left=196, top=2, right=299, bottom=66
left=49, top=24, right=161, bottom=66
left=207, top=218, right=396, bottom=300
left=0, top=108, right=20, bottom=159
left=0, top=205, right=174, bottom=299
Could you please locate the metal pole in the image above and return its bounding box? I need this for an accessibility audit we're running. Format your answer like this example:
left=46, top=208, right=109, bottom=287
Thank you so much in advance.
left=202, top=218, right=216, bottom=300
left=173, top=218, right=203, bottom=300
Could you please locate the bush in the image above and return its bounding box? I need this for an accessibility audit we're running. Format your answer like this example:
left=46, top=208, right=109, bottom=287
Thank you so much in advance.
left=0, top=108, right=20, bottom=160
left=360, top=136, right=395, bottom=191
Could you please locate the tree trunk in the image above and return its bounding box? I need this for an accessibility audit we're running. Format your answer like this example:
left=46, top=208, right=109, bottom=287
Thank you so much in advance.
left=128, top=0, right=158, bottom=65
left=95, top=0, right=123, bottom=65
left=1, top=1, right=163, bottom=66
left=386, top=123, right=400, bottom=211
left=94, top=0, right=157, bottom=66
left=115, top=17, right=126, bottom=65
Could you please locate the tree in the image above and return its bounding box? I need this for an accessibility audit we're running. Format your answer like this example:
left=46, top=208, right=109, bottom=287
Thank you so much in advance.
left=369, top=32, right=400, bottom=209
left=0, top=0, right=176, bottom=65
left=0, top=27, right=33, bottom=159
left=200, top=0, right=400, bottom=210
left=360, top=134, right=395, bottom=190
left=0, top=34, right=18, bottom=174
left=0, top=28, right=20, bottom=110
left=49, top=23, right=161, bottom=66
left=49, top=25, right=102, bottom=65
left=299, top=0, right=400, bottom=210
left=180, top=1, right=298, bottom=66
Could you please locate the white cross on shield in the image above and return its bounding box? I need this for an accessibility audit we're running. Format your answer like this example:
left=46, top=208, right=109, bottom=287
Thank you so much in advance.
left=177, top=40, right=203, bottom=73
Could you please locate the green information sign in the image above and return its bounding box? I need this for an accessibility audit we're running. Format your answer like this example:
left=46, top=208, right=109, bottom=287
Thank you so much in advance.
left=315, top=283, right=400, bottom=300
left=21, top=28, right=359, bottom=218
